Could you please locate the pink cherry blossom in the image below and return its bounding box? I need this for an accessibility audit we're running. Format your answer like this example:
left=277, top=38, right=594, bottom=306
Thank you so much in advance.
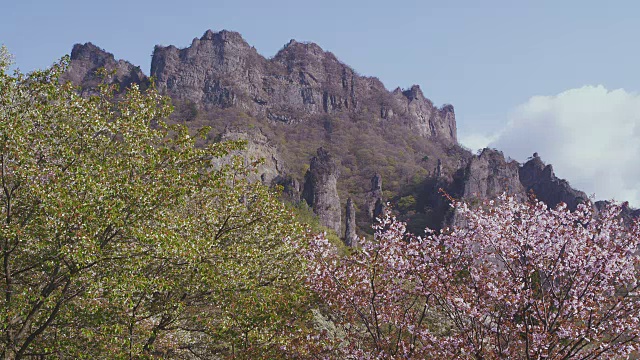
left=306, top=194, right=640, bottom=359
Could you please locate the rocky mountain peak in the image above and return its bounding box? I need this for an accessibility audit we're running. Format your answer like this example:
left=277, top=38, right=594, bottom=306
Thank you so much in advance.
left=462, top=148, right=525, bottom=201
left=276, top=39, right=327, bottom=59
left=272, top=38, right=345, bottom=87
left=60, top=30, right=619, bottom=233
left=194, top=29, right=254, bottom=54
left=150, top=29, right=265, bottom=108
left=392, top=83, right=457, bottom=143
left=201, top=29, right=246, bottom=43
left=520, top=154, right=556, bottom=183
left=519, top=153, right=588, bottom=210
left=439, top=104, right=455, bottom=118
left=64, top=31, right=459, bottom=147
left=146, top=29, right=458, bottom=144
left=61, top=42, right=148, bottom=95
left=65, top=30, right=460, bottom=145
left=70, top=42, right=112, bottom=64
left=402, top=85, right=425, bottom=101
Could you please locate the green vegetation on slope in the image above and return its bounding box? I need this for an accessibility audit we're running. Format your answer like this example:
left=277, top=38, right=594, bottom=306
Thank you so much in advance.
left=171, top=102, right=472, bottom=234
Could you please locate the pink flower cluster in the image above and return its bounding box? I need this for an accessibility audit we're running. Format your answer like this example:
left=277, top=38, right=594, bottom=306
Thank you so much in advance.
left=306, top=194, right=640, bottom=359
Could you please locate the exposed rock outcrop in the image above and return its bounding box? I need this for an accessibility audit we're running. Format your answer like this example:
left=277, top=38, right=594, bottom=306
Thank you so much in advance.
left=150, top=30, right=457, bottom=144
left=217, top=128, right=282, bottom=184
left=392, top=85, right=457, bottom=143
left=519, top=153, right=588, bottom=210
left=61, top=43, right=148, bottom=95
left=462, top=148, right=525, bottom=201
left=302, top=148, right=341, bottom=233
left=150, top=30, right=265, bottom=111
left=344, top=197, right=358, bottom=247
left=274, top=175, right=302, bottom=202
left=366, top=173, right=385, bottom=220
left=373, top=199, right=385, bottom=221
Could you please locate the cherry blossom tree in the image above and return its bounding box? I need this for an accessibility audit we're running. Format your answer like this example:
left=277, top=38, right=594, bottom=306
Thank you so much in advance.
left=307, top=194, right=640, bottom=359
left=306, top=217, right=458, bottom=359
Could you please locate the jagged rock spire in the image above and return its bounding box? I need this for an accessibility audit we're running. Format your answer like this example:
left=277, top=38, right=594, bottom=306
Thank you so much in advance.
left=302, top=148, right=341, bottom=234
left=367, top=173, right=385, bottom=220
left=344, top=197, right=358, bottom=247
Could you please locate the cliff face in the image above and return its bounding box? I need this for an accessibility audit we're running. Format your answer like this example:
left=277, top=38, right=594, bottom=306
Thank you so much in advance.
left=217, top=129, right=282, bottom=185
left=392, top=86, right=457, bottom=143
left=428, top=150, right=592, bottom=229
left=150, top=30, right=457, bottom=145
left=453, top=150, right=588, bottom=212
left=462, top=149, right=525, bottom=201
left=150, top=30, right=266, bottom=110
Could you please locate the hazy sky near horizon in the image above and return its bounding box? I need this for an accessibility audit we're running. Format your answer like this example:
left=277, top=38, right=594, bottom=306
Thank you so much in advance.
left=3, top=0, right=640, bottom=204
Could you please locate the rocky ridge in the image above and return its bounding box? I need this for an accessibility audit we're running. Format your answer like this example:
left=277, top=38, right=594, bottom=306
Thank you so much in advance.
left=61, top=42, right=148, bottom=96
left=149, top=30, right=457, bottom=145
left=62, top=30, right=607, bottom=242
left=519, top=153, right=588, bottom=210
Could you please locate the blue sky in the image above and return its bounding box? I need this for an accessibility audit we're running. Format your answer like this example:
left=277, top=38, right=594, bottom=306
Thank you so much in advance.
left=3, top=0, right=640, bottom=204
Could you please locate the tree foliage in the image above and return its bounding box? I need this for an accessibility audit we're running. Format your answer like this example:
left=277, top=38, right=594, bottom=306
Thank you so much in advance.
left=307, top=195, right=640, bottom=359
left=0, top=53, right=311, bottom=359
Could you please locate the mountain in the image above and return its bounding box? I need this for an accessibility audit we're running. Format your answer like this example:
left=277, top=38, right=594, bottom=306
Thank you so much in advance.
left=150, top=30, right=456, bottom=145
left=62, top=30, right=597, bottom=238
left=61, top=42, right=149, bottom=96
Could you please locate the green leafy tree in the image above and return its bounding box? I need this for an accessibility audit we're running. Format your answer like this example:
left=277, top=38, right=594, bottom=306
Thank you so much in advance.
left=0, top=50, right=312, bottom=359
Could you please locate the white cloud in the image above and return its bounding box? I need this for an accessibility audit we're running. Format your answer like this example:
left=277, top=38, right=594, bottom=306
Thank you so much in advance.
left=485, top=85, right=640, bottom=206
left=458, top=132, right=499, bottom=153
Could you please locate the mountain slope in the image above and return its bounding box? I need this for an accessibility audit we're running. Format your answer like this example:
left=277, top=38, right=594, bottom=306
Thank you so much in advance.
left=63, top=30, right=595, bottom=237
